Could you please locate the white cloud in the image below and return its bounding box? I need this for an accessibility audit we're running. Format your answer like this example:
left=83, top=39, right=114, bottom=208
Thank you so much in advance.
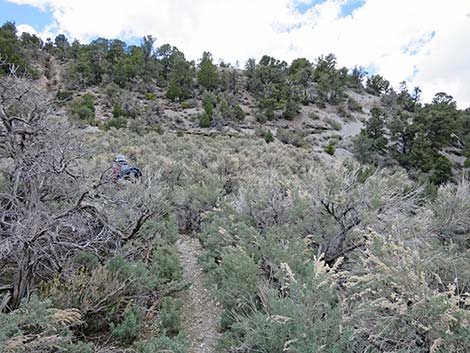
left=16, top=23, right=39, bottom=36
left=16, top=22, right=58, bottom=42
left=7, top=0, right=470, bottom=107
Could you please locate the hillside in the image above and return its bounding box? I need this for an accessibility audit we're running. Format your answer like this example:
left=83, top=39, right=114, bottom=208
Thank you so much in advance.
left=1, top=22, right=470, bottom=353
left=4, top=20, right=470, bottom=176
left=37, top=55, right=381, bottom=162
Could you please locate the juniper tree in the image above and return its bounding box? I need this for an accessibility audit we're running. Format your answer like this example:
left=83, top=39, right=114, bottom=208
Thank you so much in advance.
left=198, top=51, right=219, bottom=91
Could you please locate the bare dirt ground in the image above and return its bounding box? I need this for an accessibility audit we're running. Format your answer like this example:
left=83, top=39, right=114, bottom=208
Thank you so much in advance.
left=177, top=236, right=221, bottom=353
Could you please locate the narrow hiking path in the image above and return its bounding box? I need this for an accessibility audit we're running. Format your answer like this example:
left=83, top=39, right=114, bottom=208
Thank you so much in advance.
left=177, top=236, right=221, bottom=353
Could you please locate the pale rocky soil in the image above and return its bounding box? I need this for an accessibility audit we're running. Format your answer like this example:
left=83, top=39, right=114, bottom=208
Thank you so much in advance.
left=177, top=236, right=222, bottom=353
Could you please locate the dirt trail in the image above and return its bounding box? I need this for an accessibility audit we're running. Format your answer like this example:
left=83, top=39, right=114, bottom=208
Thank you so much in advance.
left=177, top=236, right=221, bottom=353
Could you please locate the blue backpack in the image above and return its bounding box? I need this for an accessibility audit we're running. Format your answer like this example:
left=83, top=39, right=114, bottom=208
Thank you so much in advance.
left=120, top=164, right=142, bottom=179
left=114, top=155, right=142, bottom=180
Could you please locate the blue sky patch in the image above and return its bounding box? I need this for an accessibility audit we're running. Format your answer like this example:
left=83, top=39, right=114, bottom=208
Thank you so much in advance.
left=340, top=0, right=366, bottom=17
left=77, top=34, right=144, bottom=48
left=403, top=31, right=436, bottom=56
left=364, top=64, right=378, bottom=76
left=119, top=36, right=141, bottom=47
left=404, top=65, right=419, bottom=83
left=295, top=1, right=326, bottom=14
left=295, top=0, right=366, bottom=17
left=0, top=0, right=53, bottom=31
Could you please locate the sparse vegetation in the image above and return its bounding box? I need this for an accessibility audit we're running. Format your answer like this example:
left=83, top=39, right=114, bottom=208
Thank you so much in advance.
left=70, top=92, right=96, bottom=124
left=325, top=117, right=342, bottom=130
left=325, top=140, right=336, bottom=155
left=347, top=97, right=362, bottom=112
left=276, top=128, right=307, bottom=147
left=309, top=111, right=320, bottom=120
left=1, top=21, right=470, bottom=353
left=159, top=298, right=183, bottom=336
left=262, top=129, right=274, bottom=143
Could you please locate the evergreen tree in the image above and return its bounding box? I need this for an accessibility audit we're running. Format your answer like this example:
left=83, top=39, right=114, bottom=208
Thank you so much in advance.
left=141, top=35, right=156, bottom=63
left=107, top=39, right=127, bottom=63
left=141, top=35, right=160, bottom=81
left=430, top=156, right=453, bottom=185
left=408, top=132, right=434, bottom=172
left=166, top=54, right=194, bottom=101
left=349, top=66, right=367, bottom=89
left=364, top=107, right=387, bottom=152
left=366, top=74, right=390, bottom=96
left=396, top=81, right=417, bottom=112
left=166, top=80, right=182, bottom=101
left=313, top=54, right=344, bottom=104
left=198, top=51, right=219, bottom=90
left=414, top=92, right=458, bottom=151
left=53, top=34, right=70, bottom=60
left=290, top=58, right=313, bottom=87
left=157, top=44, right=183, bottom=82
left=388, top=111, right=418, bottom=159
left=0, top=22, right=34, bottom=75
left=220, top=68, right=239, bottom=93
left=20, top=32, right=43, bottom=50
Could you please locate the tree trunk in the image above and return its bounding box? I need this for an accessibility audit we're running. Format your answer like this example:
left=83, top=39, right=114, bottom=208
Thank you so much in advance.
left=8, top=254, right=34, bottom=311
left=324, top=232, right=347, bottom=264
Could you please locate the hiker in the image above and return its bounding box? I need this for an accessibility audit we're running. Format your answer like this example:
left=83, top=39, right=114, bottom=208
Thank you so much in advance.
left=112, top=154, right=142, bottom=182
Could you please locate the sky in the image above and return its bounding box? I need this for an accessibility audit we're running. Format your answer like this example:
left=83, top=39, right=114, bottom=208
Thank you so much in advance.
left=1, top=0, right=470, bottom=108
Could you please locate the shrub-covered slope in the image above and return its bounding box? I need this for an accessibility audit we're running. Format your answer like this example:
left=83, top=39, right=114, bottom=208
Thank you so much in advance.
left=1, top=21, right=470, bottom=353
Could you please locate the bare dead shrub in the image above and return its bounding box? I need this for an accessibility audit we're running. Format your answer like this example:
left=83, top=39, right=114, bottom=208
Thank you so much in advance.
left=0, top=73, right=166, bottom=313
